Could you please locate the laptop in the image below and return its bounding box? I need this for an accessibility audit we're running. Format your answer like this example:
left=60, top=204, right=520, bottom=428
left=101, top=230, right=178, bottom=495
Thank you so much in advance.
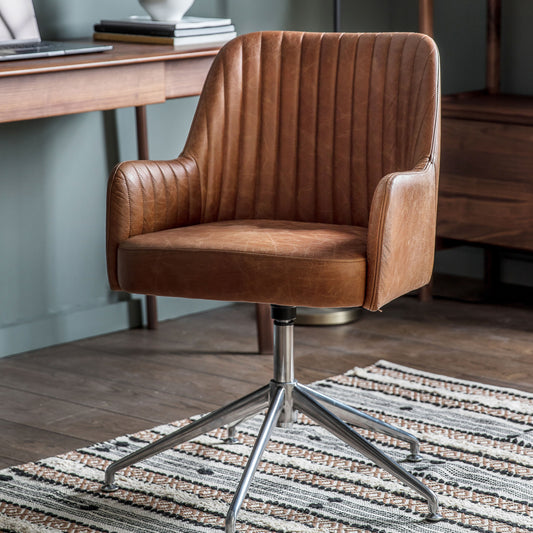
left=0, top=0, right=112, bottom=61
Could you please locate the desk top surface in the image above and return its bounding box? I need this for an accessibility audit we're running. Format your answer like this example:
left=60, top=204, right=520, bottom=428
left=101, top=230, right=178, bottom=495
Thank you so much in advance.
left=0, top=41, right=220, bottom=78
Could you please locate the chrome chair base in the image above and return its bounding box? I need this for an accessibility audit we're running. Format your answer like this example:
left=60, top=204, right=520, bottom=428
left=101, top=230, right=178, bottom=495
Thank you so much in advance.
left=102, top=306, right=443, bottom=530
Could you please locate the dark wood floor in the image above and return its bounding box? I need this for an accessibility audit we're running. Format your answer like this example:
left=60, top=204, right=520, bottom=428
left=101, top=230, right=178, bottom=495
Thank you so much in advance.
left=1, top=287, right=532, bottom=470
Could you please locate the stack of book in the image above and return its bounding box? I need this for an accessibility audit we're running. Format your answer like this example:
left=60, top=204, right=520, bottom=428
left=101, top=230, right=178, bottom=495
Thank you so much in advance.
left=94, top=15, right=236, bottom=51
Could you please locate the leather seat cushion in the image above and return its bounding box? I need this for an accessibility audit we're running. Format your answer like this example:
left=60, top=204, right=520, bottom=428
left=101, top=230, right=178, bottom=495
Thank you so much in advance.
left=117, top=219, right=368, bottom=308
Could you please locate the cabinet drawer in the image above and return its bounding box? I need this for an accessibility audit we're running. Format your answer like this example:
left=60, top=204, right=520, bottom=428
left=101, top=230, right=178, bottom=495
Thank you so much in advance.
left=437, top=117, right=533, bottom=251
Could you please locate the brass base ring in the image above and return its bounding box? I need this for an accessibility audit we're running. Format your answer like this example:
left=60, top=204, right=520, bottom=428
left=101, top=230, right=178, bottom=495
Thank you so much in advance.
left=296, top=307, right=361, bottom=326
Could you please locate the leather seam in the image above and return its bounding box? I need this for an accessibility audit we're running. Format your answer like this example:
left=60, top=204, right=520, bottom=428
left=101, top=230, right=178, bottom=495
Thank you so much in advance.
left=411, top=45, right=434, bottom=164
left=252, top=33, right=264, bottom=219
left=185, top=155, right=201, bottom=223
left=367, top=175, right=392, bottom=311
left=364, top=35, right=376, bottom=213
left=232, top=39, right=244, bottom=220
left=273, top=32, right=283, bottom=219
left=119, top=247, right=367, bottom=263
left=395, top=36, right=409, bottom=172
left=348, top=34, right=358, bottom=225
left=380, top=35, right=393, bottom=186
left=154, top=161, right=169, bottom=229
left=122, top=170, right=133, bottom=239
left=404, top=36, right=418, bottom=170
left=215, top=49, right=227, bottom=222
left=133, top=164, right=146, bottom=235
left=294, top=32, right=304, bottom=220
left=314, top=32, right=325, bottom=220
left=332, top=33, right=342, bottom=223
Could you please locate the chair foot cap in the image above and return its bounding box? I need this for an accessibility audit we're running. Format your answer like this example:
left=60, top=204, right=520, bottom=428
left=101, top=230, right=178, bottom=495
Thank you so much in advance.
left=425, top=512, right=443, bottom=522
left=405, top=453, right=423, bottom=462
left=101, top=484, right=119, bottom=493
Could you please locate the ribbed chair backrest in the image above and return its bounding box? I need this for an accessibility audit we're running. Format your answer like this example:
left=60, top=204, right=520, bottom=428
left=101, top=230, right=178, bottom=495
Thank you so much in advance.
left=182, top=31, right=440, bottom=227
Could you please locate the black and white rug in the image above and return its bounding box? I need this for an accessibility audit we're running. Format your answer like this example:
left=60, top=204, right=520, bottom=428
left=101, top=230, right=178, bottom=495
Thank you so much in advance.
left=1, top=360, right=532, bottom=532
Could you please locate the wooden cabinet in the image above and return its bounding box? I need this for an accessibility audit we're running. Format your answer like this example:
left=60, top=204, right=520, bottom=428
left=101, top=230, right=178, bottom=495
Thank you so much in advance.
left=438, top=93, right=533, bottom=252
left=420, top=0, right=533, bottom=255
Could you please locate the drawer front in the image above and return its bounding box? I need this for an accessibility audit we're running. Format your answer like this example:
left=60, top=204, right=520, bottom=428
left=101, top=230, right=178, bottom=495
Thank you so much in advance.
left=438, top=117, right=533, bottom=251
left=0, top=63, right=165, bottom=123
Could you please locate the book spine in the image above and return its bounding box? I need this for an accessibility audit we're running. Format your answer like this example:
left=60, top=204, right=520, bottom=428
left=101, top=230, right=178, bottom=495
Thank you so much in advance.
left=94, top=32, right=175, bottom=45
left=93, top=31, right=236, bottom=49
left=94, top=24, right=172, bottom=37
left=99, top=17, right=232, bottom=31
left=94, top=23, right=235, bottom=38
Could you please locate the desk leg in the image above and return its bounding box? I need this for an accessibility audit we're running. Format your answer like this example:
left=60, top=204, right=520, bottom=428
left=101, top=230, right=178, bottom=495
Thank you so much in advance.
left=135, top=105, right=158, bottom=330
left=255, top=304, right=273, bottom=354
left=418, top=0, right=434, bottom=36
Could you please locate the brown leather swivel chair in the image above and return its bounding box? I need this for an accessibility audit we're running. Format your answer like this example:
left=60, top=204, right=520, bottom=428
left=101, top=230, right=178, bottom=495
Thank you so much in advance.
left=103, top=31, right=442, bottom=530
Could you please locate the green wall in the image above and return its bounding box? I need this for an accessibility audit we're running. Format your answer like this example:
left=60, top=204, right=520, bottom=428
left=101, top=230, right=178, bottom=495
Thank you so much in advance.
left=0, top=1, right=531, bottom=358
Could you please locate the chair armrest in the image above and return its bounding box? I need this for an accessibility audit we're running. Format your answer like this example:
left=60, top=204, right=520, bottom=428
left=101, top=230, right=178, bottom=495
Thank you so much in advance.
left=106, top=156, right=201, bottom=290
left=364, top=161, right=438, bottom=311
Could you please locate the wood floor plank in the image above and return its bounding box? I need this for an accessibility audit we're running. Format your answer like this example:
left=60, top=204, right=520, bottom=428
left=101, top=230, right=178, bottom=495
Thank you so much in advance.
left=293, top=299, right=533, bottom=391
left=295, top=328, right=533, bottom=392
left=357, top=304, right=533, bottom=360
left=0, top=387, right=161, bottom=444
left=75, top=303, right=261, bottom=356
left=0, top=457, right=16, bottom=469
left=0, top=359, right=219, bottom=423
left=8, top=349, right=262, bottom=406
left=10, top=343, right=329, bottom=404
left=0, top=420, right=89, bottom=465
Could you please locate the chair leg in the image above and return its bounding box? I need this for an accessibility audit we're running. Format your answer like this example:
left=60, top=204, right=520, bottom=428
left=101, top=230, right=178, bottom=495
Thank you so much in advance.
left=225, top=386, right=285, bottom=533
left=226, top=419, right=243, bottom=443
left=293, top=385, right=442, bottom=522
left=103, top=304, right=443, bottom=529
left=102, top=384, right=270, bottom=491
left=299, top=384, right=422, bottom=461
left=226, top=413, right=259, bottom=443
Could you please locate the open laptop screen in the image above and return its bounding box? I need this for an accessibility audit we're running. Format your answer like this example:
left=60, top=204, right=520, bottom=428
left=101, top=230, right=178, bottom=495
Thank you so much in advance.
left=0, top=0, right=40, bottom=44
left=0, top=0, right=111, bottom=61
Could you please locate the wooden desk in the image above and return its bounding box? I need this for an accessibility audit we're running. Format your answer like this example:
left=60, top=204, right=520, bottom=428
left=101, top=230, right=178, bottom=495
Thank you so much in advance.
left=0, top=42, right=218, bottom=329
left=0, top=42, right=218, bottom=123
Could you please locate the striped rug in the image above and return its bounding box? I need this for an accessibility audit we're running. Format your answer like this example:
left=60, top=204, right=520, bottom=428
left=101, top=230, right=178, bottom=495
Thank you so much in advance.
left=1, top=360, right=532, bottom=533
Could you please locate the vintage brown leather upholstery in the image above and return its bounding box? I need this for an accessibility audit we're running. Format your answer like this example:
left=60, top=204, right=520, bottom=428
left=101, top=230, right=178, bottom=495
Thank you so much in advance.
left=107, top=31, right=440, bottom=312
